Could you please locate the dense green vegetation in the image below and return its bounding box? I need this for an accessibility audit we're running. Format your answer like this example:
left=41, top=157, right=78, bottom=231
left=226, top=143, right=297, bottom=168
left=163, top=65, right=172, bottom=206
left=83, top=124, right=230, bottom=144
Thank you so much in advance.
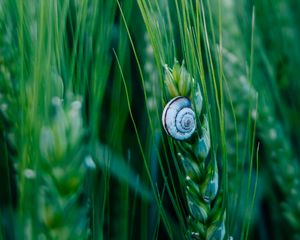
left=0, top=0, right=299, bottom=239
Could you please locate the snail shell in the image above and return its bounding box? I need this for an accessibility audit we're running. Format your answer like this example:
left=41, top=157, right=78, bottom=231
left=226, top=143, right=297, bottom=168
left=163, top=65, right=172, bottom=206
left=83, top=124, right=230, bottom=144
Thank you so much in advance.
left=162, top=96, right=196, bottom=140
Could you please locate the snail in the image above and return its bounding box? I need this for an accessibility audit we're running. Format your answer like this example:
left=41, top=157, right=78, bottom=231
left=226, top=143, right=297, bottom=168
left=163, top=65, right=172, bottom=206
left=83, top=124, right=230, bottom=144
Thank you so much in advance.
left=162, top=96, right=196, bottom=140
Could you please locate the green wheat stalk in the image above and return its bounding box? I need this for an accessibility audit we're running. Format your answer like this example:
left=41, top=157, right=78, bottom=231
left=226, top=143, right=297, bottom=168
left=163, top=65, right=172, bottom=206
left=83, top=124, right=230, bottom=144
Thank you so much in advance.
left=252, top=0, right=300, bottom=237
left=215, top=0, right=258, bottom=238
left=220, top=0, right=300, bottom=238
left=2, top=1, right=91, bottom=238
left=38, top=95, right=89, bottom=239
left=163, top=62, right=225, bottom=240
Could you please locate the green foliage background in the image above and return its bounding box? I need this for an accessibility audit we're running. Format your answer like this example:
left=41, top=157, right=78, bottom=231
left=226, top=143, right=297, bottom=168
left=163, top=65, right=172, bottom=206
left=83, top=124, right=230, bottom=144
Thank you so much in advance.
left=0, top=0, right=299, bottom=239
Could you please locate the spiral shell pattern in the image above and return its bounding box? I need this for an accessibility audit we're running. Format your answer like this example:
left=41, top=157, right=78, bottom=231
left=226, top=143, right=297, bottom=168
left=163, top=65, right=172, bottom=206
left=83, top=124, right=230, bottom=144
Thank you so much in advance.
left=162, top=96, right=196, bottom=140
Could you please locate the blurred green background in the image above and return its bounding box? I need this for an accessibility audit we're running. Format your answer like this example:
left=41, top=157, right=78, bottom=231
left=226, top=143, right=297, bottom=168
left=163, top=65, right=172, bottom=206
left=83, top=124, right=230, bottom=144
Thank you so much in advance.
left=0, top=0, right=300, bottom=239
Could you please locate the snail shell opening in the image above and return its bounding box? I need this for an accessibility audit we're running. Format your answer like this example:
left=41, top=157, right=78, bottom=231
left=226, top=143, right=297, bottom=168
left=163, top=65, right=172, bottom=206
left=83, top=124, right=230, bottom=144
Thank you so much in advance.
left=162, top=96, right=196, bottom=140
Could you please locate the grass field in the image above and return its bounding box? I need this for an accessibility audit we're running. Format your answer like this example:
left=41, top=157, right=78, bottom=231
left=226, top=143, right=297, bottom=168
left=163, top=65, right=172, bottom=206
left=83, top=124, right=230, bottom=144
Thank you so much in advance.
left=0, top=0, right=300, bottom=239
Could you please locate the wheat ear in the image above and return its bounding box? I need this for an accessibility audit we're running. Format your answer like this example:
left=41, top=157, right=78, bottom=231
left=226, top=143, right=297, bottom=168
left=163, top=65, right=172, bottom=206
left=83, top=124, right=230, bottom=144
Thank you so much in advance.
left=38, top=95, right=90, bottom=239
left=163, top=62, right=226, bottom=240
